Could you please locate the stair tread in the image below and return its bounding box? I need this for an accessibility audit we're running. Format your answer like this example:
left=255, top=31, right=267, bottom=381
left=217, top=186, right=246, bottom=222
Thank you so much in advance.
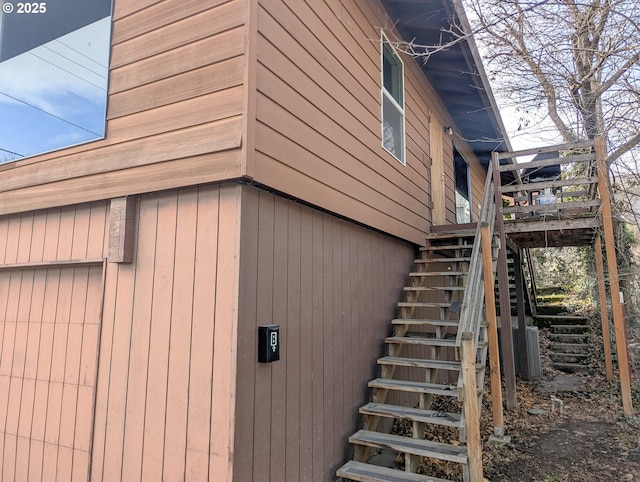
left=550, top=352, right=588, bottom=358
left=420, top=244, right=473, bottom=252
left=378, top=356, right=462, bottom=371
left=392, top=318, right=460, bottom=327
left=385, top=336, right=457, bottom=347
left=349, top=430, right=468, bottom=463
left=398, top=302, right=457, bottom=308
left=404, top=286, right=466, bottom=291
left=549, top=343, right=590, bottom=348
left=536, top=314, right=589, bottom=320
left=415, top=257, right=471, bottom=263
left=409, top=271, right=467, bottom=276
left=337, top=460, right=451, bottom=482
left=369, top=378, right=459, bottom=397
left=551, top=324, right=589, bottom=329
left=360, top=402, right=462, bottom=427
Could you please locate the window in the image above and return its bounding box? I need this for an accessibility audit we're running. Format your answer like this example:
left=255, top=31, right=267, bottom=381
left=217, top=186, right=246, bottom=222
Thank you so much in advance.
left=381, top=33, right=405, bottom=164
left=0, top=0, right=113, bottom=163
left=454, top=147, right=472, bottom=223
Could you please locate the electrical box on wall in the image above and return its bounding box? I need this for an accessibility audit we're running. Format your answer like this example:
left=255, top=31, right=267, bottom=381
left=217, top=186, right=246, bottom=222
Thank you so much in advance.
left=258, top=325, right=280, bottom=363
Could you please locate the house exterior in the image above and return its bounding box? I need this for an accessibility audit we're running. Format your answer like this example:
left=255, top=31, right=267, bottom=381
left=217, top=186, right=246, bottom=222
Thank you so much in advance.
left=0, top=0, right=510, bottom=480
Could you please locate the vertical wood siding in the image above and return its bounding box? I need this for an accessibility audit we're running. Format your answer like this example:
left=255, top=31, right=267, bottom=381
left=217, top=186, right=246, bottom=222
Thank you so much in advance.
left=0, top=203, right=107, bottom=481
left=90, top=184, right=241, bottom=482
left=233, top=186, right=415, bottom=482
left=0, top=0, right=246, bottom=216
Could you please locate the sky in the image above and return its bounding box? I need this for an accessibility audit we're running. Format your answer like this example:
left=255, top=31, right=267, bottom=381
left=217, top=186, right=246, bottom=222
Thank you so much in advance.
left=0, top=17, right=111, bottom=162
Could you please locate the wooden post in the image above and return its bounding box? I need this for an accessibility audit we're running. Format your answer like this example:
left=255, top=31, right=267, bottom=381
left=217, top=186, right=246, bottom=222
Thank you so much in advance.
left=594, top=236, right=614, bottom=381
left=108, top=196, right=137, bottom=263
left=595, top=136, right=633, bottom=416
left=480, top=223, right=504, bottom=435
left=461, top=332, right=483, bottom=481
left=513, top=249, right=530, bottom=379
left=492, top=153, right=518, bottom=410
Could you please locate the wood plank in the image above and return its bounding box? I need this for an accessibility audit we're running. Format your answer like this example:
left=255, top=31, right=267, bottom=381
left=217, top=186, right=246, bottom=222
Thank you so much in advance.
left=594, top=236, right=614, bottom=381
left=208, top=185, right=241, bottom=481
left=111, top=27, right=245, bottom=93
left=112, top=0, right=231, bottom=45
left=497, top=152, right=595, bottom=172
left=284, top=201, right=302, bottom=482
left=502, top=199, right=600, bottom=215
left=503, top=216, right=602, bottom=234
left=311, top=209, right=324, bottom=482
left=108, top=197, right=137, bottom=263
left=499, top=176, right=598, bottom=194
left=112, top=0, right=162, bottom=20
left=460, top=333, right=483, bottom=480
left=110, top=0, right=245, bottom=68
left=120, top=194, right=156, bottom=481
left=349, top=430, right=467, bottom=463
left=163, top=188, right=198, bottom=481
left=140, top=192, right=178, bottom=482
left=337, top=460, right=450, bottom=482
left=16, top=213, right=34, bottom=263
left=184, top=186, right=219, bottom=481
left=596, top=136, right=633, bottom=416
left=497, top=139, right=595, bottom=160
left=1, top=116, right=242, bottom=193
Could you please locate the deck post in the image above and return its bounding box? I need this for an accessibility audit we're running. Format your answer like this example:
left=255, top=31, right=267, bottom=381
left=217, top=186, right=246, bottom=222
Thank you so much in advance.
left=480, top=222, right=504, bottom=435
left=594, top=236, right=614, bottom=381
left=513, top=249, right=530, bottom=379
left=461, top=332, right=483, bottom=481
left=492, top=152, right=518, bottom=410
left=595, top=136, right=633, bottom=416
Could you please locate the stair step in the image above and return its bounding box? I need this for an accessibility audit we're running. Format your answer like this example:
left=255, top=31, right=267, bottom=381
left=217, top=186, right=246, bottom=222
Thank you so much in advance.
left=420, top=244, right=473, bottom=252
left=392, top=318, right=460, bottom=327
left=426, top=228, right=476, bottom=239
left=360, top=402, right=462, bottom=428
left=551, top=325, right=589, bottom=333
left=550, top=343, right=590, bottom=352
left=368, top=378, right=459, bottom=397
left=336, top=460, right=451, bottom=482
left=549, top=333, right=589, bottom=341
left=403, top=286, right=466, bottom=292
left=385, top=336, right=457, bottom=348
left=415, top=257, right=471, bottom=263
left=349, top=430, right=468, bottom=464
left=553, top=362, right=588, bottom=373
left=378, top=356, right=462, bottom=371
left=397, top=302, right=456, bottom=309
left=550, top=352, right=588, bottom=359
left=409, top=271, right=467, bottom=277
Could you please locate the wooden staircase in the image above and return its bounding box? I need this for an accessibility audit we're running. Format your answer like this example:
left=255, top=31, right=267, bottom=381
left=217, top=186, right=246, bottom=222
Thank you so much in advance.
left=336, top=231, right=493, bottom=482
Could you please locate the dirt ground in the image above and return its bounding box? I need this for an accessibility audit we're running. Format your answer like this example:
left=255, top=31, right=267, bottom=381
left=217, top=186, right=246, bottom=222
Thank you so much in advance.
left=481, top=329, right=640, bottom=482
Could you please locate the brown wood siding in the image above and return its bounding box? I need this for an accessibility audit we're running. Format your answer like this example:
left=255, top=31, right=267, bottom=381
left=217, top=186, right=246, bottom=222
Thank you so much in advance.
left=233, top=185, right=415, bottom=482
left=90, top=184, right=241, bottom=482
left=0, top=203, right=107, bottom=481
left=251, top=0, right=485, bottom=243
left=0, top=0, right=246, bottom=216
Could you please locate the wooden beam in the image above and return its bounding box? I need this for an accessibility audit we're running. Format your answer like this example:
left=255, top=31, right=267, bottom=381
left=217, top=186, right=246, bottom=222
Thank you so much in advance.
left=461, top=332, right=483, bottom=482
left=108, top=196, right=138, bottom=263
left=500, top=176, right=599, bottom=194
left=502, top=199, right=600, bottom=215
left=504, top=216, right=602, bottom=234
left=480, top=223, right=504, bottom=435
left=513, top=250, right=530, bottom=379
left=595, top=135, right=633, bottom=416
left=594, top=236, right=614, bottom=381
left=497, top=152, right=595, bottom=173
left=492, top=153, right=517, bottom=410
left=0, top=258, right=104, bottom=271
left=497, top=139, right=595, bottom=160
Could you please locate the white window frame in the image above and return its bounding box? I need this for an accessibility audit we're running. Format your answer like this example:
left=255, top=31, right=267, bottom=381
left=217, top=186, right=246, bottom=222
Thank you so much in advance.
left=380, top=32, right=406, bottom=165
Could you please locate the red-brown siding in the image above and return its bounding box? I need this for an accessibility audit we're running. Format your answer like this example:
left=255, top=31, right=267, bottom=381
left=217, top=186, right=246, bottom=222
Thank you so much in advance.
left=0, top=0, right=246, bottom=216
left=233, top=185, right=415, bottom=482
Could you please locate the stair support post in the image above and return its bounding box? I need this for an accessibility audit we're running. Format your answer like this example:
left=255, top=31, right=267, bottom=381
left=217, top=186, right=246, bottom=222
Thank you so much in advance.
left=492, top=152, right=518, bottom=410
left=595, top=136, right=633, bottom=416
left=461, top=332, right=483, bottom=482
left=480, top=223, right=504, bottom=435
left=513, top=249, right=530, bottom=379
left=594, top=236, right=614, bottom=381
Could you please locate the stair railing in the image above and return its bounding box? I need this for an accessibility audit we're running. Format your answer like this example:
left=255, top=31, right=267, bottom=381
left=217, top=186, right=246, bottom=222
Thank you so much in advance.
left=455, top=158, right=497, bottom=353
